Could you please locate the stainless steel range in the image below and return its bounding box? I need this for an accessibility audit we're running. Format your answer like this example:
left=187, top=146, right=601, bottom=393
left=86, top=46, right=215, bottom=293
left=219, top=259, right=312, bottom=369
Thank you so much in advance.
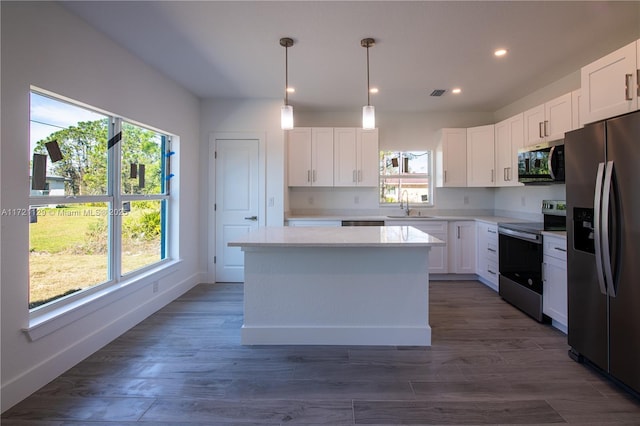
left=498, top=201, right=566, bottom=322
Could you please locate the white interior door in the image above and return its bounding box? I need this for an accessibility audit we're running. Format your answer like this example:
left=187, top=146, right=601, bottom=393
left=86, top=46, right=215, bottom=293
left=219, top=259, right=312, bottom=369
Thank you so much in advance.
left=215, top=138, right=260, bottom=282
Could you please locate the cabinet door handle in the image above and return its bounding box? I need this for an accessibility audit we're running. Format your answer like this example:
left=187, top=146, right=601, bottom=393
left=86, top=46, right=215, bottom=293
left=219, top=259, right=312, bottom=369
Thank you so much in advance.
left=307, top=170, right=311, bottom=182
left=457, top=226, right=460, bottom=239
left=625, top=73, right=633, bottom=100
left=444, top=170, right=447, bottom=183
left=491, top=169, right=494, bottom=183
left=488, top=248, right=496, bottom=253
left=637, top=69, right=640, bottom=97
left=508, top=167, right=512, bottom=181
left=352, top=170, right=357, bottom=183
left=539, top=121, right=544, bottom=138
left=488, top=269, right=497, bottom=275
left=544, top=120, right=549, bottom=137
left=488, top=229, right=497, bottom=234
left=244, top=216, right=258, bottom=221
left=554, top=247, right=567, bottom=252
left=504, top=168, right=508, bottom=182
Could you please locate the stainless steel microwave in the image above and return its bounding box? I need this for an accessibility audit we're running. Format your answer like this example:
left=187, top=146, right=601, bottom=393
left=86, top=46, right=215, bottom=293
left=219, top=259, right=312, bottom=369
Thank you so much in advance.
left=518, top=140, right=565, bottom=184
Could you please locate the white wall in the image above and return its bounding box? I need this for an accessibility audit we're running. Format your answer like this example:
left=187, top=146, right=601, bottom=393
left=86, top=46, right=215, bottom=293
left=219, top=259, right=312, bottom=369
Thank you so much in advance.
left=199, top=98, right=286, bottom=280
left=494, top=185, right=566, bottom=221
left=494, top=71, right=580, bottom=122
left=1, top=2, right=201, bottom=411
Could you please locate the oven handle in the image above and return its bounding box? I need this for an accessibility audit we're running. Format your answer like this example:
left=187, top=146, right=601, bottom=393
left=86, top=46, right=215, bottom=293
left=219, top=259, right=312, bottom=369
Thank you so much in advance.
left=498, top=228, right=542, bottom=244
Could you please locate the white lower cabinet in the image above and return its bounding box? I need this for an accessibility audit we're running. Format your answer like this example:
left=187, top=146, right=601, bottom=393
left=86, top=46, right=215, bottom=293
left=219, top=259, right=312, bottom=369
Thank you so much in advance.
left=384, top=220, right=448, bottom=274
left=448, top=221, right=477, bottom=274
left=476, top=222, right=499, bottom=290
left=410, top=221, right=448, bottom=274
left=543, top=234, right=568, bottom=333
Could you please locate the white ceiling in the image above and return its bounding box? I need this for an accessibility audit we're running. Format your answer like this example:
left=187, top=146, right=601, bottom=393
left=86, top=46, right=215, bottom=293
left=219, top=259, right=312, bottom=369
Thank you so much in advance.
left=62, top=1, right=640, bottom=113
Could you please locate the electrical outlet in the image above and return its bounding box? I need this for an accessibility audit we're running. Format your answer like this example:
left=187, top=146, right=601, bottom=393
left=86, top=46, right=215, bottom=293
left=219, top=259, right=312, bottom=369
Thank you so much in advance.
left=152, top=282, right=159, bottom=293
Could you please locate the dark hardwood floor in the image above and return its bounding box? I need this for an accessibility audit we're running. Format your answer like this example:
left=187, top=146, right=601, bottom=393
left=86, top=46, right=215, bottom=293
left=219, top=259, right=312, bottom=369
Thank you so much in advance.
left=3, top=280, right=640, bottom=425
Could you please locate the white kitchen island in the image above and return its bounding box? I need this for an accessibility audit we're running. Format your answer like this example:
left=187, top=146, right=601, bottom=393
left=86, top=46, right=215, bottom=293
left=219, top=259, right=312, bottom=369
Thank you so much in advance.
left=228, top=226, right=444, bottom=346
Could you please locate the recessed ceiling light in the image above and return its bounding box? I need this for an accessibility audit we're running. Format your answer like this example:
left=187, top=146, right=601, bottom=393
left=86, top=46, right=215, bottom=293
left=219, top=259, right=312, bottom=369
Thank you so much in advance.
left=286, top=87, right=295, bottom=93
left=452, top=88, right=462, bottom=94
left=369, top=87, right=379, bottom=94
left=494, top=48, right=508, bottom=57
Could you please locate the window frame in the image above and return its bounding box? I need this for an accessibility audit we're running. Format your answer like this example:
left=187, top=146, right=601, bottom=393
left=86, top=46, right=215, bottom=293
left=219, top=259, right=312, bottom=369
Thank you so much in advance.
left=379, top=150, right=434, bottom=207
left=28, top=89, right=173, bottom=315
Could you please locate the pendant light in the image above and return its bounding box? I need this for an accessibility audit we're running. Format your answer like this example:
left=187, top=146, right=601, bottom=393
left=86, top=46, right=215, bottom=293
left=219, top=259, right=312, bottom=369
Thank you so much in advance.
left=361, top=38, right=375, bottom=130
left=280, top=37, right=294, bottom=130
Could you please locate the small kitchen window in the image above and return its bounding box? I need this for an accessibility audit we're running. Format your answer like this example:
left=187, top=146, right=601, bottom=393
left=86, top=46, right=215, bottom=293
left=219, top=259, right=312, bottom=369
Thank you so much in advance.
left=379, top=150, right=433, bottom=206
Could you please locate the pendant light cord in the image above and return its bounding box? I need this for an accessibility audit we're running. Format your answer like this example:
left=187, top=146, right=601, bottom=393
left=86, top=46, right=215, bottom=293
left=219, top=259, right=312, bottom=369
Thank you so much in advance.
left=366, top=44, right=370, bottom=106
left=285, top=44, right=289, bottom=106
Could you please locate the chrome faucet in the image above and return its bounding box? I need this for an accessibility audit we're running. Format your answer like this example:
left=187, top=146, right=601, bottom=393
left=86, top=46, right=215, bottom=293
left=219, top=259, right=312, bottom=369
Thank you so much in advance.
left=400, top=190, right=410, bottom=216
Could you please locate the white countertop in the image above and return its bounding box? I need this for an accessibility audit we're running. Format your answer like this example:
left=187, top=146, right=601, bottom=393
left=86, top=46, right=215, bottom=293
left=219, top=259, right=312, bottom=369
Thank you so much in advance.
left=228, top=226, right=445, bottom=248
left=286, top=214, right=534, bottom=225
left=542, top=230, right=567, bottom=238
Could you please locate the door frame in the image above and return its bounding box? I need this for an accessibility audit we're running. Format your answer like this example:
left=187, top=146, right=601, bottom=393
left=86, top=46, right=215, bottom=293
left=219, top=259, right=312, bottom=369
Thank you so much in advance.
left=208, top=132, right=266, bottom=283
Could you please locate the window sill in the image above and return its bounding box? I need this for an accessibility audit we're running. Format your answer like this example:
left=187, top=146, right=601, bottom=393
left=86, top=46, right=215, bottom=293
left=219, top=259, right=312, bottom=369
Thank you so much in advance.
left=23, top=259, right=182, bottom=341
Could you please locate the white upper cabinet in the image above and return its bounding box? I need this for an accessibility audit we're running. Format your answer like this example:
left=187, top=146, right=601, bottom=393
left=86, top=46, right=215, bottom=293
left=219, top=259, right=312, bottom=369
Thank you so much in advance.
left=494, top=113, right=524, bottom=187
left=356, top=128, right=380, bottom=187
left=572, top=89, right=582, bottom=129
left=436, top=128, right=467, bottom=187
left=333, top=128, right=378, bottom=187
left=580, top=40, right=639, bottom=126
left=524, top=92, right=573, bottom=146
left=287, top=128, right=334, bottom=187
left=466, top=124, right=495, bottom=187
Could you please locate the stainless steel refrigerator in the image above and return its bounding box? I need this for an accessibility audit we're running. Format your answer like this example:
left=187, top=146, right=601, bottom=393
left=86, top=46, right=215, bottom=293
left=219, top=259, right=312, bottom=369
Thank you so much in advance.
left=565, top=110, right=640, bottom=395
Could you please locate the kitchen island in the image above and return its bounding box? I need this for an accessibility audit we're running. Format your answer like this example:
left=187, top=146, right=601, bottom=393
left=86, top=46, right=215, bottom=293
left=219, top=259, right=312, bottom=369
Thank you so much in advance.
left=228, top=226, right=444, bottom=346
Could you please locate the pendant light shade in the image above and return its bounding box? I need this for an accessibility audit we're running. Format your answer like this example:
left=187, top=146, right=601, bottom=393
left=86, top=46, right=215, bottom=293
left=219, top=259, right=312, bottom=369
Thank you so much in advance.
left=362, top=105, right=375, bottom=130
left=280, top=37, right=294, bottom=130
left=281, top=104, right=293, bottom=130
left=361, top=38, right=376, bottom=130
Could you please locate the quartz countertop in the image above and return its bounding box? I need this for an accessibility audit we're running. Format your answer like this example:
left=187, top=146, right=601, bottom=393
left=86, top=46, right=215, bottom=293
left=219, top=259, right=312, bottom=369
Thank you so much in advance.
left=228, top=226, right=445, bottom=248
left=542, top=230, right=567, bottom=238
left=286, top=214, right=534, bottom=225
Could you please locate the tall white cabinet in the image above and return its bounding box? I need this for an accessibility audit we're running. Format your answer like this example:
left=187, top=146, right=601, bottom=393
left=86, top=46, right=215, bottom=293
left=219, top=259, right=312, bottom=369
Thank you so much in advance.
left=334, top=128, right=379, bottom=187
left=435, top=128, right=467, bottom=187
left=287, top=128, right=334, bottom=187
left=466, top=124, right=495, bottom=187
left=494, top=113, right=523, bottom=186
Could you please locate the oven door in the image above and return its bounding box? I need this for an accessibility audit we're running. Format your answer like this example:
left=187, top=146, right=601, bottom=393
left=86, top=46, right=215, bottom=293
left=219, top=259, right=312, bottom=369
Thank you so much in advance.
left=498, top=230, right=543, bottom=294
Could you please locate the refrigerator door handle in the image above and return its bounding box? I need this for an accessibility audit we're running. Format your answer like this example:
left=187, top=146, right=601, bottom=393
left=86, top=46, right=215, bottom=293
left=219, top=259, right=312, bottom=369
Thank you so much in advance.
left=594, top=162, right=608, bottom=296
left=602, top=160, right=616, bottom=297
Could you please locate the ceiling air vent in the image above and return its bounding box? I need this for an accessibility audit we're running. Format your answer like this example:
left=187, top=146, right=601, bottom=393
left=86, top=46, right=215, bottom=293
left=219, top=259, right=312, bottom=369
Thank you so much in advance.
left=430, top=89, right=446, bottom=97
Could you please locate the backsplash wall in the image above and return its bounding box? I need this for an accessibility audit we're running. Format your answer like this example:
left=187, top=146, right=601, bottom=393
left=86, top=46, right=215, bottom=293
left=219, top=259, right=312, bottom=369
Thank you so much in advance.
left=289, top=185, right=565, bottom=219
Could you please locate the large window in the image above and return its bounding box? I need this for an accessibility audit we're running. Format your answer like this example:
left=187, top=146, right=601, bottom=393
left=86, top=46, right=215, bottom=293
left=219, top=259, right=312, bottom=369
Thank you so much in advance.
left=379, top=150, right=433, bottom=206
left=29, top=90, right=172, bottom=310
